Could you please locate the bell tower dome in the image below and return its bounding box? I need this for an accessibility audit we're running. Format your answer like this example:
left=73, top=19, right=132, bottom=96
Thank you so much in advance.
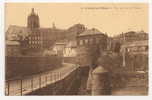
left=27, top=8, right=40, bottom=29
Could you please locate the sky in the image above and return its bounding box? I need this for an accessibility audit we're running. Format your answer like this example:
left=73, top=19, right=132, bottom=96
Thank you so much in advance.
left=5, top=3, right=148, bottom=36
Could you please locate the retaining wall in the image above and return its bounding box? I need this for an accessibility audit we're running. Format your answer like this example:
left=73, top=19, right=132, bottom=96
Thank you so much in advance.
left=6, top=56, right=62, bottom=79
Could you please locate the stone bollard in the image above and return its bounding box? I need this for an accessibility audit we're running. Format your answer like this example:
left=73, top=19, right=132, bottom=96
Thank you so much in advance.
left=91, top=66, right=111, bottom=95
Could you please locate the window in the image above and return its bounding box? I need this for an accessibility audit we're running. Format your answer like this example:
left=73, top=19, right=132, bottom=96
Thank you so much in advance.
left=83, top=40, right=85, bottom=45
left=85, top=39, right=89, bottom=44
left=30, top=41, right=32, bottom=44
left=80, top=40, right=83, bottom=45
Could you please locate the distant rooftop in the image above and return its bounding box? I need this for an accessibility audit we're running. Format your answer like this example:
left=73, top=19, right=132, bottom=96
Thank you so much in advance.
left=78, top=28, right=104, bottom=36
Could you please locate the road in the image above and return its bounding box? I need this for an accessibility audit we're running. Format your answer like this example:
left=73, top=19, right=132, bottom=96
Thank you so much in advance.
left=5, top=63, right=78, bottom=96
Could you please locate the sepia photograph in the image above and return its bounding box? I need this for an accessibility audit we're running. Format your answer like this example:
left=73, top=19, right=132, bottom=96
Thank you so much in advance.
left=5, top=3, right=148, bottom=96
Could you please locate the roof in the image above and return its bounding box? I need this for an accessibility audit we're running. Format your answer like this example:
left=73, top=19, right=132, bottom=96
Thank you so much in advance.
left=6, top=25, right=30, bottom=35
left=68, top=23, right=86, bottom=31
left=6, top=40, right=20, bottom=45
left=6, top=25, right=66, bottom=41
left=78, top=28, right=104, bottom=37
left=6, top=25, right=30, bottom=40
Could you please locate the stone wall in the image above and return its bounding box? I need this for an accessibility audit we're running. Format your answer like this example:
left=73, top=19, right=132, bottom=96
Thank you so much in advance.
left=6, top=56, right=62, bottom=79
left=27, top=66, right=90, bottom=95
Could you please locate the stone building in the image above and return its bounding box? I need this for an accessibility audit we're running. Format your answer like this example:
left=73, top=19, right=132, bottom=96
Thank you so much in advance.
left=26, top=8, right=63, bottom=51
left=121, top=40, right=148, bottom=55
left=76, top=28, right=108, bottom=67
left=63, top=41, right=77, bottom=57
left=6, top=40, right=20, bottom=56
left=6, top=8, right=66, bottom=55
left=108, top=30, right=148, bottom=52
left=114, top=31, right=148, bottom=43
left=53, top=42, right=66, bottom=56
left=77, top=28, right=107, bottom=48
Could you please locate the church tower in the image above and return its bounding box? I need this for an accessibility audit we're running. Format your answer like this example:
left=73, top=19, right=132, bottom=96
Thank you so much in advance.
left=27, top=8, right=40, bottom=29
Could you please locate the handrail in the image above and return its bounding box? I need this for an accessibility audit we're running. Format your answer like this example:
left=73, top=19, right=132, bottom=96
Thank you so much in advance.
left=5, top=63, right=78, bottom=96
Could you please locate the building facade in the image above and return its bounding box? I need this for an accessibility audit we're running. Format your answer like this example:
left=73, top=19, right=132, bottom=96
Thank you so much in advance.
left=76, top=28, right=108, bottom=66
left=121, top=40, right=148, bottom=55
left=53, top=42, right=66, bottom=56
left=63, top=41, right=77, bottom=57
left=6, top=40, right=20, bottom=56
left=114, top=31, right=148, bottom=43
left=6, top=8, right=66, bottom=55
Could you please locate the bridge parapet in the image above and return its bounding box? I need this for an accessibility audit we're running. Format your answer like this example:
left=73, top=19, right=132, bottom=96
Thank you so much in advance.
left=5, top=63, right=78, bottom=96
